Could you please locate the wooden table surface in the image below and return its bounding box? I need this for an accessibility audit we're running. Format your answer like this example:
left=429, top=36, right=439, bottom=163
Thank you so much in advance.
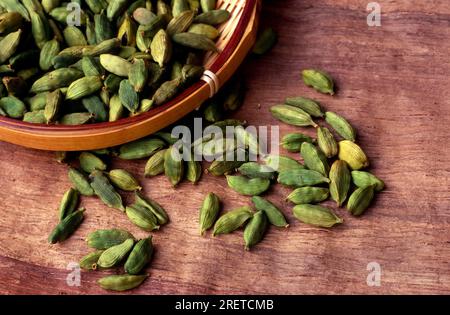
left=1, top=0, right=450, bottom=295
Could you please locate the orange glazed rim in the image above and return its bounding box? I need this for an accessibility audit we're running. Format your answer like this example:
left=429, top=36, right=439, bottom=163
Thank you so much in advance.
left=0, top=0, right=260, bottom=151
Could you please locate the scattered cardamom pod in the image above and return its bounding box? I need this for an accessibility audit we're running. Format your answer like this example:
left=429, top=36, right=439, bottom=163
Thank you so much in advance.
left=68, top=167, right=94, bottom=196
left=164, top=146, right=184, bottom=187
left=286, top=187, right=329, bottom=204
left=98, top=274, right=148, bottom=292
left=347, top=185, right=375, bottom=216
left=119, top=138, right=166, bottom=160
left=126, top=204, right=160, bottom=231
left=251, top=196, right=288, bottom=228
left=263, top=154, right=305, bottom=172
left=243, top=210, right=268, bottom=250
left=108, top=169, right=142, bottom=191
left=293, top=204, right=342, bottom=228
left=238, top=162, right=276, bottom=180
left=79, top=152, right=107, bottom=174
left=338, top=140, right=369, bottom=170
left=226, top=175, right=271, bottom=196
left=213, top=206, right=253, bottom=236
left=325, top=111, right=356, bottom=141
left=317, top=127, right=338, bottom=158
left=300, top=142, right=330, bottom=176
left=329, top=160, right=351, bottom=207
left=58, top=188, right=79, bottom=221
left=281, top=133, right=314, bottom=152
left=79, top=250, right=104, bottom=271
left=302, top=69, right=334, bottom=95
left=144, top=149, right=167, bottom=177
left=285, top=97, right=324, bottom=118
left=278, top=168, right=330, bottom=187
left=199, top=192, right=220, bottom=235
left=87, top=229, right=135, bottom=250
left=124, top=237, right=153, bottom=275
left=90, top=170, right=125, bottom=212
left=270, top=104, right=318, bottom=127
left=97, top=238, right=135, bottom=268
left=253, top=27, right=277, bottom=55
left=135, top=191, right=170, bottom=225
left=351, top=171, right=384, bottom=191
left=48, top=208, right=85, bottom=244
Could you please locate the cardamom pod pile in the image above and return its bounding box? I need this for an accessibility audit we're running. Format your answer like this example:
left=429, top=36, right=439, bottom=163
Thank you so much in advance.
left=0, top=0, right=230, bottom=124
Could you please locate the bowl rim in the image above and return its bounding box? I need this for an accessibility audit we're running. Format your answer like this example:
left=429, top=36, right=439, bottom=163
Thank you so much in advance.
left=0, top=0, right=258, bottom=133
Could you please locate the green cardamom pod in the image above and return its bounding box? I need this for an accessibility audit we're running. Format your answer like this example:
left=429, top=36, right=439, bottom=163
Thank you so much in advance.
left=48, top=208, right=85, bottom=244
left=60, top=112, right=93, bottom=125
left=252, top=27, right=277, bottom=55
left=133, top=7, right=156, bottom=26
left=167, top=10, right=194, bottom=36
left=287, top=187, right=329, bottom=204
left=300, top=142, right=330, bottom=176
left=188, top=23, right=219, bottom=40
left=109, top=94, right=124, bottom=122
left=124, top=237, right=153, bottom=275
left=263, top=154, right=305, bottom=172
left=285, top=97, right=323, bottom=117
left=325, top=111, right=356, bottom=142
left=152, top=78, right=183, bottom=106
left=119, top=79, right=139, bottom=113
left=68, top=167, right=94, bottom=196
left=329, top=160, right=351, bottom=207
left=226, top=175, right=271, bottom=196
left=207, top=150, right=247, bottom=176
left=351, top=171, right=384, bottom=191
left=151, top=29, right=172, bottom=67
left=1, top=1, right=29, bottom=21
left=81, top=56, right=104, bottom=77
left=0, top=29, right=21, bottom=63
left=26, top=92, right=48, bottom=111
left=234, top=125, right=258, bottom=155
left=86, top=38, right=120, bottom=57
left=39, top=38, right=60, bottom=71
left=135, top=191, right=170, bottom=225
left=200, top=0, right=216, bottom=12
left=99, top=53, right=132, bottom=76
left=338, top=140, right=369, bottom=170
left=63, top=26, right=87, bottom=47
left=173, top=32, right=218, bottom=51
left=87, top=228, right=135, bottom=250
left=199, top=192, right=220, bottom=235
left=23, top=110, right=46, bottom=123
left=79, top=250, right=104, bottom=271
left=108, top=169, right=142, bottom=191
left=251, top=196, right=288, bottom=228
left=347, top=185, right=375, bottom=216
left=243, top=210, right=268, bottom=250
left=186, top=159, right=202, bottom=184
left=126, top=204, right=160, bottom=231
left=317, top=127, right=338, bottom=158
left=293, top=204, right=342, bottom=228
left=90, top=170, right=125, bottom=211
left=59, top=188, right=79, bottom=221
left=144, top=149, right=167, bottom=177
left=194, top=9, right=230, bottom=25
left=270, top=104, right=318, bottom=127
left=97, top=238, right=135, bottom=268
left=98, top=274, right=148, bottom=291
left=82, top=95, right=108, bottom=122
left=79, top=152, right=107, bottom=173
left=173, top=0, right=190, bottom=17
left=213, top=206, right=253, bottom=236
left=117, top=14, right=137, bottom=47
left=0, top=96, right=26, bottom=119
left=106, top=0, right=130, bottom=21
left=302, top=69, right=334, bottom=95
left=0, top=12, right=23, bottom=34
left=281, top=133, right=314, bottom=152
left=119, top=137, right=166, bottom=160
left=278, top=168, right=330, bottom=187
left=164, top=146, right=184, bottom=187
left=66, top=76, right=102, bottom=100
left=238, top=162, right=275, bottom=180
left=44, top=89, right=63, bottom=124
left=30, top=68, right=83, bottom=93
left=129, top=59, right=148, bottom=92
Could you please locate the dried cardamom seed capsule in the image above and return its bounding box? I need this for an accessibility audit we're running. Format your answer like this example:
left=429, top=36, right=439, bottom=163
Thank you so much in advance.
left=108, top=169, right=142, bottom=191
left=278, top=169, right=330, bottom=187
left=338, top=140, right=369, bottom=170
left=60, top=112, right=93, bottom=125
left=293, top=204, right=342, bottom=228
left=30, top=68, right=83, bottom=93
left=87, top=228, right=135, bottom=249
left=194, top=9, right=230, bottom=25
left=40, top=38, right=60, bottom=71
left=82, top=95, right=108, bottom=122
left=167, top=10, right=194, bottom=36
left=188, top=23, right=219, bottom=40
left=181, top=64, right=204, bottom=84
left=63, top=26, right=87, bottom=47
left=135, top=191, right=170, bottom=225
left=124, top=237, right=154, bottom=275
left=81, top=56, right=103, bottom=77
left=199, top=192, right=220, bottom=235
left=208, top=157, right=245, bottom=176
left=79, top=152, right=107, bottom=173
left=173, top=32, right=218, bottom=51
left=117, top=14, right=137, bottom=47
left=200, top=0, right=216, bottom=12
left=329, top=160, right=351, bottom=207
left=119, top=79, right=139, bottom=113
left=98, top=274, right=148, bottom=291
left=253, top=27, right=277, bottom=55
left=301, top=142, right=330, bottom=176
left=325, top=111, right=356, bottom=141
left=203, top=100, right=222, bottom=122
left=152, top=78, right=183, bottom=106
left=144, top=149, right=167, bottom=177
left=302, top=69, right=335, bottom=95
left=106, top=0, right=130, bottom=21
left=119, top=137, right=166, bottom=160
left=133, top=8, right=156, bottom=25
left=281, top=133, right=314, bottom=152
left=238, top=162, right=276, bottom=180
left=164, top=146, right=184, bottom=187
left=244, top=210, right=268, bottom=250
left=90, top=170, right=125, bottom=212
left=173, top=0, right=190, bottom=17
left=213, top=206, right=253, bottom=236
left=139, top=99, right=154, bottom=113
left=151, top=29, right=172, bottom=67
left=79, top=250, right=104, bottom=271
left=0, top=96, right=26, bottom=119
left=0, top=12, right=23, bottom=34
left=287, top=187, right=329, bottom=204
left=317, top=127, right=338, bottom=158
left=270, top=104, right=318, bottom=128
left=48, top=208, right=85, bottom=244
left=226, top=175, right=271, bottom=196
left=126, top=204, right=160, bottom=231
left=97, top=238, right=135, bottom=268
left=251, top=196, right=288, bottom=228
left=109, top=94, right=124, bottom=122
left=26, top=92, right=48, bottom=111
left=347, top=185, right=375, bottom=216
left=66, top=76, right=103, bottom=100
left=351, top=171, right=384, bottom=191
left=186, top=159, right=202, bottom=184
left=263, top=154, right=305, bottom=172
left=59, top=188, right=79, bottom=221
left=23, top=110, right=46, bottom=123
left=68, top=167, right=94, bottom=196
left=129, top=59, right=148, bottom=92
left=99, top=54, right=132, bottom=77
left=0, top=29, right=22, bottom=63
left=44, top=89, right=63, bottom=124
left=285, top=97, right=324, bottom=118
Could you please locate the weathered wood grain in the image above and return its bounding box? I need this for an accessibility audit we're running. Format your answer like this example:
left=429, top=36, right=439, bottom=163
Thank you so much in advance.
left=0, top=0, right=449, bottom=294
